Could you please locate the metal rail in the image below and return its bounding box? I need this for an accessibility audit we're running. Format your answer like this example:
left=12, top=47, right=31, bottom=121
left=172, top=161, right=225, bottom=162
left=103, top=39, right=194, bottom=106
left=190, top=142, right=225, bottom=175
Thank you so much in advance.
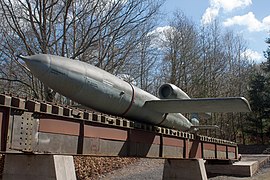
left=0, top=93, right=238, bottom=160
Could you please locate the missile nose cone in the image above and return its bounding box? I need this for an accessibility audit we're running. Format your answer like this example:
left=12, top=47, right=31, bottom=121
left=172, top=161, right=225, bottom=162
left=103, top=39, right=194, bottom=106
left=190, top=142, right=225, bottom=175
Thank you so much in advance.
left=17, top=54, right=50, bottom=78
left=17, top=55, right=29, bottom=62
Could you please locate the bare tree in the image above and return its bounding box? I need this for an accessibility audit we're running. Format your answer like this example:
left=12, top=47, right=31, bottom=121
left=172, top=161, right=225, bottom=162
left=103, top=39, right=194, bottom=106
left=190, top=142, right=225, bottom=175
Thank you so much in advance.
left=162, top=11, right=201, bottom=95
left=158, top=13, right=255, bottom=140
left=0, top=0, right=163, bottom=101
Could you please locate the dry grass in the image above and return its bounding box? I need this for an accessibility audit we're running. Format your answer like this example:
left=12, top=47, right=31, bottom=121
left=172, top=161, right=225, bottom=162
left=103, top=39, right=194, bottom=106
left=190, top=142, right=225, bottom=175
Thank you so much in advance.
left=74, top=156, right=138, bottom=180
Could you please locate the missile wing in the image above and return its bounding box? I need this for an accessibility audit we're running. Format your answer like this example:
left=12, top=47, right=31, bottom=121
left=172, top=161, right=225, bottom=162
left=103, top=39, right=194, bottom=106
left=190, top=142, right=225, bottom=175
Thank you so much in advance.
left=144, top=97, right=251, bottom=113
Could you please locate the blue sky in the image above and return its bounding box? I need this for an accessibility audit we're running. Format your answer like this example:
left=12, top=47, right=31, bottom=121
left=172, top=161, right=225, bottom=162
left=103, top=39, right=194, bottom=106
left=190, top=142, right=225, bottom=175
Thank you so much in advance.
left=160, top=0, right=270, bottom=62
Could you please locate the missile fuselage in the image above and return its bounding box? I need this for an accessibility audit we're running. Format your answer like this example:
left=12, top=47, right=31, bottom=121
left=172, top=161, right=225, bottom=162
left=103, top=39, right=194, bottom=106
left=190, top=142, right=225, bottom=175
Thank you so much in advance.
left=23, top=54, right=192, bottom=131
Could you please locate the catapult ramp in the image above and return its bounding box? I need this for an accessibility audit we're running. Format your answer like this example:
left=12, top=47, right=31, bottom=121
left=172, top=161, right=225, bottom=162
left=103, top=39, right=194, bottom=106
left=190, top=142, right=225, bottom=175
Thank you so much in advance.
left=0, top=93, right=246, bottom=179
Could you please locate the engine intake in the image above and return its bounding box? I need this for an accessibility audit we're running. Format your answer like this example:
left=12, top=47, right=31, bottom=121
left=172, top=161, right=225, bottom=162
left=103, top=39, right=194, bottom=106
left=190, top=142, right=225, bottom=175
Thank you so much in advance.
left=158, top=83, right=190, bottom=99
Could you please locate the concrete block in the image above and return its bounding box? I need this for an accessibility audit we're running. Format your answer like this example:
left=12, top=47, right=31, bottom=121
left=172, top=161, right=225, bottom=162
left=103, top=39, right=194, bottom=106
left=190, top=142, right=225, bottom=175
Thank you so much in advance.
left=54, top=155, right=76, bottom=180
left=206, top=161, right=259, bottom=177
left=163, top=159, right=207, bottom=180
left=3, top=154, right=76, bottom=180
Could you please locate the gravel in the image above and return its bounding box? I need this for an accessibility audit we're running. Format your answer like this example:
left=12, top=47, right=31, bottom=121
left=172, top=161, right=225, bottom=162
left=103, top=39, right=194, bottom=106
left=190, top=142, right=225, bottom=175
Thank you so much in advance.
left=100, top=158, right=165, bottom=180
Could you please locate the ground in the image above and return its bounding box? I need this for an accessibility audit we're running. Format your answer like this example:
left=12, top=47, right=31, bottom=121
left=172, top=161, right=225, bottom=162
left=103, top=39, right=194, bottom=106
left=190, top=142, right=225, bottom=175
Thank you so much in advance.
left=74, top=156, right=270, bottom=180
left=1, top=154, right=269, bottom=179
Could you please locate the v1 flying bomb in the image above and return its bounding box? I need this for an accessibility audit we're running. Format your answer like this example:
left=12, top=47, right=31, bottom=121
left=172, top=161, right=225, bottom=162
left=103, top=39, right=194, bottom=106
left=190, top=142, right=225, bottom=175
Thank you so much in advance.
left=18, top=54, right=251, bottom=131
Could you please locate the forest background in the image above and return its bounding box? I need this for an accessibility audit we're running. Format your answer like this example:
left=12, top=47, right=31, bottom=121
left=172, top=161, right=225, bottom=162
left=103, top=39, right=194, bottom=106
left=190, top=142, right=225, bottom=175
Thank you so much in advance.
left=0, top=0, right=269, bottom=145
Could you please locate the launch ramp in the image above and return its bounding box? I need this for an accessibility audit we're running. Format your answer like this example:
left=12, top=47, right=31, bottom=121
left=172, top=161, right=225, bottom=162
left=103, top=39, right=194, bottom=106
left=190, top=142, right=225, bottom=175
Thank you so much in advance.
left=0, top=93, right=238, bottom=158
left=0, top=93, right=240, bottom=179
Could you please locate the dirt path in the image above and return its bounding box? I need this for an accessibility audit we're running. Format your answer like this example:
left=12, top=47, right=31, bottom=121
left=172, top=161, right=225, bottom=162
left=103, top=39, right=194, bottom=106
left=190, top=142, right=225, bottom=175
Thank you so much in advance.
left=99, top=157, right=270, bottom=180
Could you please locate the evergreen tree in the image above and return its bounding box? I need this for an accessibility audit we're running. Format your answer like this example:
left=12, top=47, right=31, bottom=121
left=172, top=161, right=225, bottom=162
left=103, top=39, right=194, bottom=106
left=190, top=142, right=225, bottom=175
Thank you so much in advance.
left=247, top=38, right=270, bottom=144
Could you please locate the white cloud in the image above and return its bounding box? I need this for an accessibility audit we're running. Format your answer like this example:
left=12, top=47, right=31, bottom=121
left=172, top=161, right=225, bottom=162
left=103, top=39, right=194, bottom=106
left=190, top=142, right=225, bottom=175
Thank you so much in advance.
left=214, top=0, right=252, bottom=11
left=201, top=0, right=252, bottom=25
left=148, top=26, right=173, bottom=37
left=148, top=26, right=175, bottom=48
left=241, top=49, right=264, bottom=62
left=223, top=12, right=270, bottom=32
left=262, top=16, right=270, bottom=27
left=201, top=7, right=219, bottom=25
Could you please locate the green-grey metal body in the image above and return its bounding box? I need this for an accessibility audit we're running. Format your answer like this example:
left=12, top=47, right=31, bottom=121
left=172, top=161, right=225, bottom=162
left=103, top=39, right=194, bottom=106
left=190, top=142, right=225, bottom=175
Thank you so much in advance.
left=19, top=54, right=251, bottom=131
left=21, top=54, right=192, bottom=131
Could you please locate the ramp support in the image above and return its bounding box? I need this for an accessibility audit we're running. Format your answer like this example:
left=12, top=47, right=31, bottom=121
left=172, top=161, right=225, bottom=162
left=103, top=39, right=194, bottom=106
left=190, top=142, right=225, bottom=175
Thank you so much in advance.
left=163, top=158, right=207, bottom=180
left=2, top=154, right=76, bottom=180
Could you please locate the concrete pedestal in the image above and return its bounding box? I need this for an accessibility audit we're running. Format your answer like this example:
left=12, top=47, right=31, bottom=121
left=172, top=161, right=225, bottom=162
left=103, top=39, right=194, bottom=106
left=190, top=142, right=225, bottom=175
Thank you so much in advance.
left=163, top=159, right=207, bottom=180
left=206, top=161, right=259, bottom=177
left=3, top=154, right=76, bottom=180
